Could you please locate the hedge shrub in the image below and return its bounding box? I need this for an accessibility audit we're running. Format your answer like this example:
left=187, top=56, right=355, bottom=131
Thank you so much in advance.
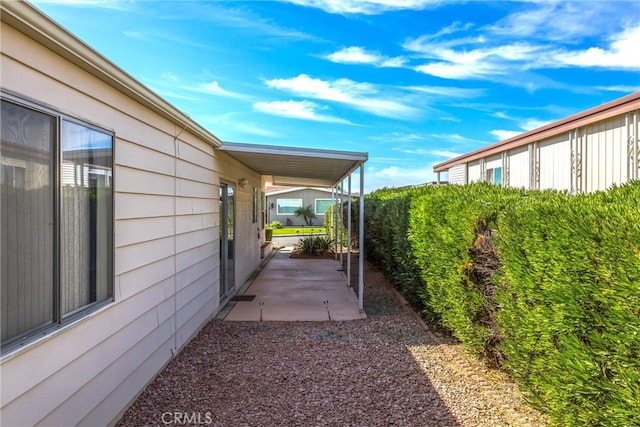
left=496, top=183, right=640, bottom=425
left=363, top=181, right=640, bottom=425
left=408, top=183, right=524, bottom=362
left=363, top=188, right=427, bottom=313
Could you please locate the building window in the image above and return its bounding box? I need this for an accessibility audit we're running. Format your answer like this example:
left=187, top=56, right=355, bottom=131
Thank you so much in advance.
left=277, top=198, right=302, bottom=215
left=486, top=167, right=503, bottom=186
left=1, top=95, right=113, bottom=352
left=315, top=199, right=334, bottom=215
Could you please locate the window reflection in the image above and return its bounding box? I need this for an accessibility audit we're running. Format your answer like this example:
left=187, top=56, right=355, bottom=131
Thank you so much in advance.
left=61, top=120, right=112, bottom=317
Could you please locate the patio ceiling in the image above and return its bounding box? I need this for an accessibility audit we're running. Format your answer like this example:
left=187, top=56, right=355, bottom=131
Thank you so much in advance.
left=220, top=142, right=368, bottom=188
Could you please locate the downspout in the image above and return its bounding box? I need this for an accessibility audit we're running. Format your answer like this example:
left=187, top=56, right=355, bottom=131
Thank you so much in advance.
left=172, top=123, right=188, bottom=357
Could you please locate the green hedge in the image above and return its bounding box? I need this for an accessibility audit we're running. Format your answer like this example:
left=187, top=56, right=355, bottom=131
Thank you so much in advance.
left=363, top=188, right=426, bottom=312
left=363, top=182, right=640, bottom=425
left=496, top=183, right=640, bottom=425
left=408, top=183, right=525, bottom=361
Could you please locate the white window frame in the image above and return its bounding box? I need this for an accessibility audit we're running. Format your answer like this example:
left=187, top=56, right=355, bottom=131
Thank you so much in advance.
left=486, top=167, right=503, bottom=185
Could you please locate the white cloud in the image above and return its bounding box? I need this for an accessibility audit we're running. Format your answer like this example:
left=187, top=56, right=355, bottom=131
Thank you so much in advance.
left=34, top=0, right=134, bottom=10
left=265, top=74, right=421, bottom=119
left=429, top=149, right=462, bottom=158
left=491, top=130, right=521, bottom=141
left=366, top=165, right=437, bottom=191
left=554, top=24, right=640, bottom=70
left=372, top=132, right=424, bottom=142
left=282, top=0, right=444, bottom=15
left=405, top=85, right=485, bottom=98
left=520, top=118, right=549, bottom=131
left=253, top=100, right=353, bottom=124
left=429, top=133, right=488, bottom=145
left=173, top=3, right=318, bottom=41
left=488, top=2, right=628, bottom=42
left=594, top=85, right=640, bottom=93
left=325, top=47, right=406, bottom=67
left=403, top=4, right=640, bottom=83
left=199, top=81, right=244, bottom=98
left=410, top=41, right=544, bottom=79
left=199, top=112, right=283, bottom=140
left=155, top=74, right=249, bottom=100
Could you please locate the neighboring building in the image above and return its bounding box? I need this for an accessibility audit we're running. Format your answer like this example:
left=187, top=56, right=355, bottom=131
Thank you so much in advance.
left=434, top=92, right=640, bottom=193
left=0, top=2, right=366, bottom=426
left=265, top=186, right=356, bottom=226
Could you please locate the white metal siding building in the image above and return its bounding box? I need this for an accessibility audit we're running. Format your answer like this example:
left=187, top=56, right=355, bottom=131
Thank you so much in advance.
left=435, top=92, right=640, bottom=193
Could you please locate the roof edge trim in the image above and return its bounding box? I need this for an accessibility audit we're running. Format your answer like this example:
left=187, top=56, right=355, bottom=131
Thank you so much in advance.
left=221, top=141, right=368, bottom=162
left=433, top=91, right=640, bottom=172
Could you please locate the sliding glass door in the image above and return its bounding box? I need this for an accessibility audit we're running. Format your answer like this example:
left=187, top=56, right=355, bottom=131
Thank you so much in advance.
left=219, top=182, right=235, bottom=300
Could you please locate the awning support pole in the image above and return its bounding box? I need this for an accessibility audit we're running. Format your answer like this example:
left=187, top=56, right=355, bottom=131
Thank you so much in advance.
left=358, top=163, right=365, bottom=311
left=339, top=181, right=344, bottom=269
left=347, top=174, right=352, bottom=288
left=332, top=185, right=338, bottom=260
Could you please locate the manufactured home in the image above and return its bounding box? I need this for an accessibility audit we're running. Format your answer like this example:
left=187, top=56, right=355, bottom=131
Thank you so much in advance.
left=265, top=186, right=357, bottom=226
left=0, top=2, right=366, bottom=425
left=434, top=92, right=640, bottom=193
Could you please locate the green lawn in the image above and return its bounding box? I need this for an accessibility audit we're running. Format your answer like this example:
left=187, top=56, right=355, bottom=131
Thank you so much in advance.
left=271, top=227, right=326, bottom=236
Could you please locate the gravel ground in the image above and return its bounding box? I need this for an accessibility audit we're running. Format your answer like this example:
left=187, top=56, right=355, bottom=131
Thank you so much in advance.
left=117, top=255, right=549, bottom=427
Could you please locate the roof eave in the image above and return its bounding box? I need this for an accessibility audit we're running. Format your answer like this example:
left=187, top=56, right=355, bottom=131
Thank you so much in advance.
left=433, top=91, right=640, bottom=172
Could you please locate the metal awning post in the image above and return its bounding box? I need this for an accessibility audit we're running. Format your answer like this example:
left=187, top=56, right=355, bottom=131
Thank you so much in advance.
left=347, top=174, right=352, bottom=287
left=332, top=185, right=338, bottom=260
left=339, top=180, right=344, bottom=269
left=358, top=163, right=364, bottom=311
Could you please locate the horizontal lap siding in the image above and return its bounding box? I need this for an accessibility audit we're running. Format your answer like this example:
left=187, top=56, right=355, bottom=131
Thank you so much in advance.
left=448, top=164, right=466, bottom=185
left=1, top=24, right=225, bottom=427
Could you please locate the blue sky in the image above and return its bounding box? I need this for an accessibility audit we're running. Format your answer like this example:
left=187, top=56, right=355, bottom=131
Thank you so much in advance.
left=33, top=0, right=640, bottom=192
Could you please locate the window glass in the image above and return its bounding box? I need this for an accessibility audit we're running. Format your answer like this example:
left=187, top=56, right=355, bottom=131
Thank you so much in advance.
left=277, top=198, right=302, bottom=215
left=494, top=167, right=503, bottom=186
left=61, top=120, right=113, bottom=317
left=315, top=199, right=334, bottom=215
left=1, top=97, right=114, bottom=351
left=1, top=100, right=56, bottom=344
left=486, top=167, right=503, bottom=186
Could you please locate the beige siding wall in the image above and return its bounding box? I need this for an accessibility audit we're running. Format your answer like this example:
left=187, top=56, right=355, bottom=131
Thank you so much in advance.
left=1, top=23, right=260, bottom=426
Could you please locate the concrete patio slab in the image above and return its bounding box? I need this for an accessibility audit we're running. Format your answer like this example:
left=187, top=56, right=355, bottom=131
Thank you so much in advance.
left=224, top=250, right=366, bottom=321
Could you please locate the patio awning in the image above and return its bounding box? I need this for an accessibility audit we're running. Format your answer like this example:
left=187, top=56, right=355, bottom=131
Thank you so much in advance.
left=220, top=141, right=368, bottom=312
left=220, top=142, right=368, bottom=187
